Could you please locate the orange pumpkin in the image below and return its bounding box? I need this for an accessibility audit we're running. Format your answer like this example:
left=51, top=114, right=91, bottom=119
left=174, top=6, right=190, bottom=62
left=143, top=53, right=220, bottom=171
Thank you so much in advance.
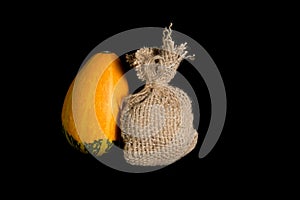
left=61, top=52, right=129, bottom=156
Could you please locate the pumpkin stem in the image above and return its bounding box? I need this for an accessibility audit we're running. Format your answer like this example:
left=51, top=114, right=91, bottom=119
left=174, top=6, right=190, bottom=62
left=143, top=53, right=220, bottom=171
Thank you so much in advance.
left=101, top=51, right=112, bottom=54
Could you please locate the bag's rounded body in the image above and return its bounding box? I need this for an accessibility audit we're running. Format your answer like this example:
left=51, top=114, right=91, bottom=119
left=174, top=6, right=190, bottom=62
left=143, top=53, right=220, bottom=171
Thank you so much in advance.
left=120, top=84, right=198, bottom=166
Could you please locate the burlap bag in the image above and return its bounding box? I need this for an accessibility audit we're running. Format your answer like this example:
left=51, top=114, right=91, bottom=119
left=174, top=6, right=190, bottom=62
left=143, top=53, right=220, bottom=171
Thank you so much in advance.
left=120, top=25, right=198, bottom=166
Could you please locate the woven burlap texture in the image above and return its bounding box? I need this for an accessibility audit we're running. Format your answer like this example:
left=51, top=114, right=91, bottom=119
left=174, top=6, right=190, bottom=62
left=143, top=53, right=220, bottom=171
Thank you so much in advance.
left=120, top=24, right=198, bottom=166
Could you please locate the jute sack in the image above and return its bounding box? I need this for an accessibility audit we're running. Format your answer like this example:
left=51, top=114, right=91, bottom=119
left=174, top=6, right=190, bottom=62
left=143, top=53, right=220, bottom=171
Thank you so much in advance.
left=120, top=25, right=198, bottom=166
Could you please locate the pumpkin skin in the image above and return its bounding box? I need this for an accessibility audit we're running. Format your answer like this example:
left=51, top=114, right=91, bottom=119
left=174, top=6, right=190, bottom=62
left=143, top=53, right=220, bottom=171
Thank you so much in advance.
left=61, top=52, right=129, bottom=156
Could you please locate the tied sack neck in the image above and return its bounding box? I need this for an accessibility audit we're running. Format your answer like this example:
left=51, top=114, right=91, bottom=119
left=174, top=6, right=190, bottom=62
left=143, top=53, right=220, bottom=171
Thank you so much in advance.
left=126, top=23, right=195, bottom=86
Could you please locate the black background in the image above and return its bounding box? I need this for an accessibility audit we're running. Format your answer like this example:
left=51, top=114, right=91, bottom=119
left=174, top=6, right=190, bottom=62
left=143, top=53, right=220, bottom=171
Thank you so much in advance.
left=6, top=2, right=279, bottom=195
left=47, top=14, right=241, bottom=177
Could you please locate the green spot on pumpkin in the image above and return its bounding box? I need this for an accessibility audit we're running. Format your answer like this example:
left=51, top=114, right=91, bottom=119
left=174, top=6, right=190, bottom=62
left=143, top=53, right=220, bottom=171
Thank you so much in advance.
left=62, top=126, right=113, bottom=156
left=84, top=139, right=113, bottom=156
left=62, top=127, right=88, bottom=154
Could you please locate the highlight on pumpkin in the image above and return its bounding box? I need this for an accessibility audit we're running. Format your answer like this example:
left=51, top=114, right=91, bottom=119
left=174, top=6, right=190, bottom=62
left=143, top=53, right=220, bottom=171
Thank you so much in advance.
left=61, top=52, right=129, bottom=156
